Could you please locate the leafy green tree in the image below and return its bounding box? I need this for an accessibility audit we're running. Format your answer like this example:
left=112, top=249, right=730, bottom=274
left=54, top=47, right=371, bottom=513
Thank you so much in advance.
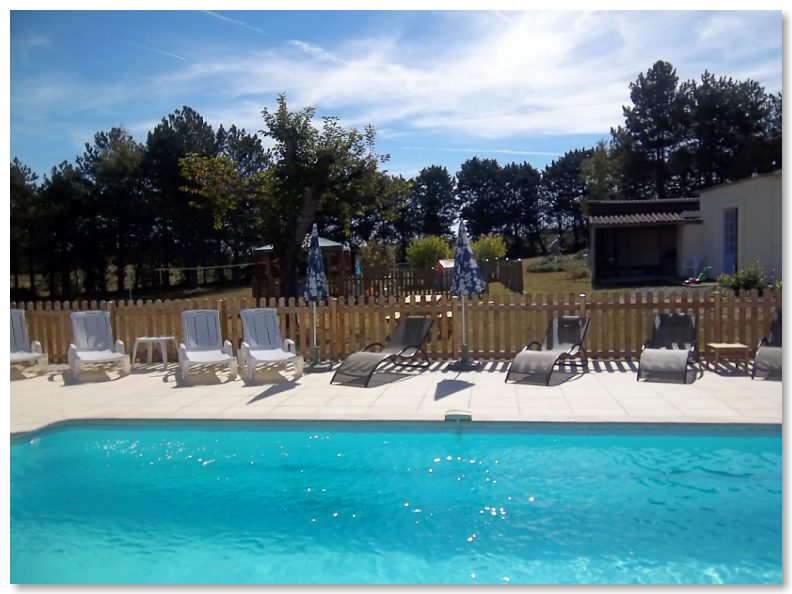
left=216, top=124, right=269, bottom=176
left=10, top=159, right=39, bottom=297
left=579, top=140, right=621, bottom=202
left=610, top=61, right=781, bottom=200
left=78, top=127, right=146, bottom=295
left=212, top=125, right=269, bottom=281
left=500, top=161, right=543, bottom=256
left=179, top=151, right=265, bottom=283
left=38, top=162, right=91, bottom=298
left=540, top=149, right=591, bottom=250
left=179, top=154, right=252, bottom=230
left=608, top=125, right=651, bottom=200
left=682, top=73, right=781, bottom=187
left=405, top=235, right=452, bottom=269
left=258, top=94, right=389, bottom=297
left=759, top=92, right=783, bottom=173
left=144, top=106, right=218, bottom=287
left=455, top=157, right=504, bottom=238
left=471, top=233, right=506, bottom=262
left=347, top=174, right=416, bottom=263
left=620, top=60, right=688, bottom=199
left=411, top=165, right=456, bottom=238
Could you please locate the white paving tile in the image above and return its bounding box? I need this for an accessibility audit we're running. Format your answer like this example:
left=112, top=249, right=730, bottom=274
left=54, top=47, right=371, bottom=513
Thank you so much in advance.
left=9, top=363, right=782, bottom=433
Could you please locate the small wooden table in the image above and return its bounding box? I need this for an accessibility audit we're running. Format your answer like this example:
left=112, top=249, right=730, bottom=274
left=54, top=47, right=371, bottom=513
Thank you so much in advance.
left=132, top=336, right=176, bottom=370
left=706, top=342, right=750, bottom=372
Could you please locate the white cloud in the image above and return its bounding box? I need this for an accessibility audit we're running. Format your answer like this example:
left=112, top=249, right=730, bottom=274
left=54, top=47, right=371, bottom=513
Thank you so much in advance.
left=404, top=146, right=563, bottom=157
left=287, top=40, right=343, bottom=62
left=135, top=11, right=779, bottom=141
left=10, top=10, right=782, bottom=178
left=14, top=31, right=50, bottom=50
left=126, top=42, right=187, bottom=62
left=11, top=30, right=51, bottom=63
left=202, top=11, right=270, bottom=36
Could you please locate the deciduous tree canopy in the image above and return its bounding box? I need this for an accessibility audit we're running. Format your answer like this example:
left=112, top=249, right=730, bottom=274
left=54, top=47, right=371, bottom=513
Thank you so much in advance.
left=9, top=62, right=781, bottom=300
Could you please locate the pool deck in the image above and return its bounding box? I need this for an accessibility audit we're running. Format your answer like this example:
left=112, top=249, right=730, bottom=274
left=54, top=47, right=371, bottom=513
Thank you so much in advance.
left=9, top=359, right=782, bottom=435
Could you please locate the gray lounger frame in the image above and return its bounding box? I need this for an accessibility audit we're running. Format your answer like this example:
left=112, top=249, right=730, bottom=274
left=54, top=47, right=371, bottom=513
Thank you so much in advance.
left=752, top=310, right=782, bottom=380
left=636, top=313, right=697, bottom=384
left=505, top=315, right=590, bottom=386
left=330, top=316, right=434, bottom=387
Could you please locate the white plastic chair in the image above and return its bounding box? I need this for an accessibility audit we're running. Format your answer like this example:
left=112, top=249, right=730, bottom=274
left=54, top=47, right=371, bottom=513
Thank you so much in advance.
left=683, top=254, right=706, bottom=278
left=10, top=309, right=48, bottom=373
left=177, top=310, right=237, bottom=383
left=67, top=310, right=130, bottom=381
left=238, top=308, right=302, bottom=382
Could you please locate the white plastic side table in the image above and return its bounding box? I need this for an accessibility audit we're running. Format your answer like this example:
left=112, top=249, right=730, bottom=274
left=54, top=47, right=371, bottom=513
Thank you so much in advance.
left=132, top=336, right=176, bottom=370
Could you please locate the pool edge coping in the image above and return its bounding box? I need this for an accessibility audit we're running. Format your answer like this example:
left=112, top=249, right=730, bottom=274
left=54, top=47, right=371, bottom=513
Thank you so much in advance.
left=10, top=417, right=783, bottom=443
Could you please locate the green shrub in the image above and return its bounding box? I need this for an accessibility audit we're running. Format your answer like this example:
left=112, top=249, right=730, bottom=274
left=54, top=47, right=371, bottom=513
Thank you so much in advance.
left=717, top=263, right=770, bottom=294
left=405, top=235, right=452, bottom=269
left=471, top=233, right=506, bottom=262
left=359, top=241, right=395, bottom=273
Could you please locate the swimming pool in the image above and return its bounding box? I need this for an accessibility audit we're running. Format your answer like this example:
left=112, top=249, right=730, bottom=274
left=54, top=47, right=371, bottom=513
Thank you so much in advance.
left=11, top=421, right=781, bottom=584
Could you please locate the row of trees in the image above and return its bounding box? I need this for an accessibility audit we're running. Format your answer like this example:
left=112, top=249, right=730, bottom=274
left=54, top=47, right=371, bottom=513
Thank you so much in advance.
left=584, top=61, right=781, bottom=200
left=405, top=61, right=782, bottom=251
left=10, top=60, right=781, bottom=300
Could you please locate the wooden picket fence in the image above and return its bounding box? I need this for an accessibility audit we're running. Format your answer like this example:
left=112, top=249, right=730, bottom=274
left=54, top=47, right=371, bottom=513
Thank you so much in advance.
left=11, top=289, right=781, bottom=365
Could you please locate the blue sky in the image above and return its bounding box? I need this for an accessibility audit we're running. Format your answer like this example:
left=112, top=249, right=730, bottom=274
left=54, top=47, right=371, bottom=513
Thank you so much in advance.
left=9, top=9, right=783, bottom=181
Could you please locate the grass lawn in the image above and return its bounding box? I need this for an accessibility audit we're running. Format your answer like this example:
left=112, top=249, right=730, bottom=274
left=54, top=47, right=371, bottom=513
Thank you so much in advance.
left=12, top=250, right=704, bottom=305
left=489, top=251, right=591, bottom=298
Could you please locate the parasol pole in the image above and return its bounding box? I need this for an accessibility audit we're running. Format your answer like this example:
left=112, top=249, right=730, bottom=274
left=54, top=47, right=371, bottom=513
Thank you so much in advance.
left=460, top=291, right=468, bottom=363
left=311, top=300, right=318, bottom=366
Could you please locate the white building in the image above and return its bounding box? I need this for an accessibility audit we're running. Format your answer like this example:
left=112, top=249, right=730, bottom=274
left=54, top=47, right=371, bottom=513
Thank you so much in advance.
left=587, top=170, right=782, bottom=284
left=681, top=169, right=782, bottom=281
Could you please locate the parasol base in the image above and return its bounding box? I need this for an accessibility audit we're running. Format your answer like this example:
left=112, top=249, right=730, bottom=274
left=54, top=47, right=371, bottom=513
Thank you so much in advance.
left=447, top=359, right=482, bottom=372
left=304, top=361, right=335, bottom=373
left=447, top=345, right=482, bottom=371
left=303, top=346, right=335, bottom=373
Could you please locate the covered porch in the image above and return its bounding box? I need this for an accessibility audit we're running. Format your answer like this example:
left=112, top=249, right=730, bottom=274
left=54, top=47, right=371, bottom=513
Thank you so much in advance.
left=587, top=199, right=702, bottom=285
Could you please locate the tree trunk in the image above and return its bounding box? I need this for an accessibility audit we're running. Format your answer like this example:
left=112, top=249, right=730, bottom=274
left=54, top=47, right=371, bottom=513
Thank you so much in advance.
left=160, top=261, right=170, bottom=289
left=280, top=186, right=322, bottom=298
left=47, top=266, right=57, bottom=298
left=60, top=263, right=73, bottom=300
left=116, top=255, right=126, bottom=297
left=11, top=246, right=20, bottom=292
left=27, top=255, right=37, bottom=298
left=97, top=256, right=108, bottom=295
left=279, top=243, right=301, bottom=299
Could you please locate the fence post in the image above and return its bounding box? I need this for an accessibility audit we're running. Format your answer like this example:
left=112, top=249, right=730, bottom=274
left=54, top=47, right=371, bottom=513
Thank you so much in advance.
left=330, top=297, right=339, bottom=360
left=106, top=300, right=117, bottom=343
left=217, top=299, right=227, bottom=341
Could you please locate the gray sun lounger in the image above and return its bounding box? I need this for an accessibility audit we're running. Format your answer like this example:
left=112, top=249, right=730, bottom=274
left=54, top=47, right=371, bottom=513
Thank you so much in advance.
left=505, top=315, right=590, bottom=385
left=330, top=315, right=433, bottom=387
left=637, top=313, right=697, bottom=384
left=752, top=310, right=781, bottom=380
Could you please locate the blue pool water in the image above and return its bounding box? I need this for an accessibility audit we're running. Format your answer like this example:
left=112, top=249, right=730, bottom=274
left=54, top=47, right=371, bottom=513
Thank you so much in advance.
left=10, top=421, right=781, bottom=584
